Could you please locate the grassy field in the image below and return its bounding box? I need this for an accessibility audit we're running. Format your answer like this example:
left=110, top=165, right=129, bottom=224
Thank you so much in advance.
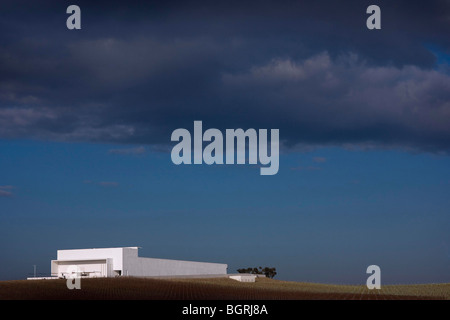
left=0, top=277, right=448, bottom=300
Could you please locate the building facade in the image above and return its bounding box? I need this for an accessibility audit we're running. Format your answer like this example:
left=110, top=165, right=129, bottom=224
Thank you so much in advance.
left=51, top=247, right=228, bottom=278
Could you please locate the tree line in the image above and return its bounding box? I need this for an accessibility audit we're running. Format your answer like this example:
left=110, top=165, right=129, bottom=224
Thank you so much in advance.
left=237, top=267, right=277, bottom=279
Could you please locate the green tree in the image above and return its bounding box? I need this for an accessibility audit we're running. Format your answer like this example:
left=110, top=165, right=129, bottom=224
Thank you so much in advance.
left=237, top=266, right=277, bottom=279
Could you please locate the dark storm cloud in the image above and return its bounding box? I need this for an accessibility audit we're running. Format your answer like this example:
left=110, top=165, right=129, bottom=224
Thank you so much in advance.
left=222, top=52, right=450, bottom=151
left=0, top=0, right=449, bottom=152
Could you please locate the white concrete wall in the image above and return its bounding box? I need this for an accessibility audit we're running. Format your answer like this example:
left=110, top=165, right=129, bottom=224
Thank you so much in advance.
left=229, top=274, right=257, bottom=282
left=122, top=248, right=227, bottom=276
left=57, top=247, right=126, bottom=272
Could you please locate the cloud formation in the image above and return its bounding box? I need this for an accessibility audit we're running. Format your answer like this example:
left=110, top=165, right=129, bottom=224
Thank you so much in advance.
left=0, top=186, right=14, bottom=197
left=222, top=52, right=450, bottom=152
left=0, top=1, right=449, bottom=154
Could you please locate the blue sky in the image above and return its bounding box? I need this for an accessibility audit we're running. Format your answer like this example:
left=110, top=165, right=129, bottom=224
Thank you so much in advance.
left=1, top=139, right=448, bottom=283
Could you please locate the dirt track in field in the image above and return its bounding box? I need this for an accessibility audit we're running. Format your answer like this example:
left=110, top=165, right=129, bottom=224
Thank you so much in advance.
left=0, top=277, right=448, bottom=300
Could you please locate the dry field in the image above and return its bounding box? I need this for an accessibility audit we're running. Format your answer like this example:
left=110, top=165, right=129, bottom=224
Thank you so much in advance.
left=0, top=277, right=448, bottom=300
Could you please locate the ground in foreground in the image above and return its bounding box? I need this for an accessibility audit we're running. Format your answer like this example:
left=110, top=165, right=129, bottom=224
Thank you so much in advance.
left=0, top=277, right=448, bottom=300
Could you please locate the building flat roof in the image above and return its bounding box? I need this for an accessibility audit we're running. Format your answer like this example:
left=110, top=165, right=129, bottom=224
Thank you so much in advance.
left=58, top=246, right=140, bottom=251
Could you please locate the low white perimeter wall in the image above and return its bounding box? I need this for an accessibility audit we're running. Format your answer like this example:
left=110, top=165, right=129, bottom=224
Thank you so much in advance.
left=122, top=249, right=227, bottom=276
left=124, top=257, right=227, bottom=277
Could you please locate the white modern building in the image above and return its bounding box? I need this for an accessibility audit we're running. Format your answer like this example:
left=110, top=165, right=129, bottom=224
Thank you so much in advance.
left=50, top=247, right=228, bottom=278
